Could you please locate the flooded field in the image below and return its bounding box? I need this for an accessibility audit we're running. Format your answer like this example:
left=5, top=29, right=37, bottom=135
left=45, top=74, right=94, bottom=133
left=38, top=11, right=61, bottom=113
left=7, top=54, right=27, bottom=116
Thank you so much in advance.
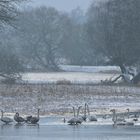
left=0, top=117, right=140, bottom=140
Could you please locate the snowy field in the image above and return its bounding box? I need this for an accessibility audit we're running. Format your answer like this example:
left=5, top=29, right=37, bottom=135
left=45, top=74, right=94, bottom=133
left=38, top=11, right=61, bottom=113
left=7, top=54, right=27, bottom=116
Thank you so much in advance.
left=22, top=72, right=116, bottom=84
left=0, top=65, right=140, bottom=116
left=0, top=84, right=140, bottom=116
left=22, top=65, right=120, bottom=84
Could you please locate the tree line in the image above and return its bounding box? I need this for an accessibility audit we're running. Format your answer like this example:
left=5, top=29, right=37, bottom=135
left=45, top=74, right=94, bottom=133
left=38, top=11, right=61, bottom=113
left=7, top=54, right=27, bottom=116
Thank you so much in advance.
left=1, top=0, right=140, bottom=84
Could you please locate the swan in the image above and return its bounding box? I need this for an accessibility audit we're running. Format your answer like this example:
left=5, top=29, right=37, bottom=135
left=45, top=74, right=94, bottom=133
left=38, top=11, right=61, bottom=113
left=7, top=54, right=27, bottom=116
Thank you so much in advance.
left=29, top=109, right=40, bottom=124
left=81, top=103, right=87, bottom=121
left=127, top=108, right=138, bottom=121
left=77, top=106, right=84, bottom=123
left=86, top=104, right=97, bottom=122
left=110, top=109, right=134, bottom=126
left=25, top=115, right=32, bottom=123
left=67, top=107, right=77, bottom=125
left=14, top=112, right=25, bottom=123
left=1, top=110, right=13, bottom=124
left=67, top=106, right=83, bottom=125
left=110, top=109, right=125, bottom=122
left=110, top=109, right=125, bottom=125
left=63, top=117, right=66, bottom=123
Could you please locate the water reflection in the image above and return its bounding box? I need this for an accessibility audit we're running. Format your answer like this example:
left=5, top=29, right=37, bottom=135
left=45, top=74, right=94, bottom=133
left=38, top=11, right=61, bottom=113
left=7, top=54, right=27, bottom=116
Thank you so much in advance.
left=26, top=123, right=40, bottom=129
left=1, top=124, right=12, bottom=129
left=0, top=118, right=140, bottom=140
left=14, top=123, right=25, bottom=129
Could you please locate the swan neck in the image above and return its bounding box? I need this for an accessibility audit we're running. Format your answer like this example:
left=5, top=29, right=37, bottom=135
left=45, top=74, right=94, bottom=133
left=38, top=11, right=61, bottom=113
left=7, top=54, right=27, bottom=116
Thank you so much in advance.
left=1, top=111, right=3, bottom=119
left=77, top=107, right=81, bottom=118
left=87, top=105, right=90, bottom=116
left=37, top=110, right=40, bottom=119
left=73, top=107, right=75, bottom=117
left=84, top=104, right=87, bottom=117
left=112, top=111, right=116, bottom=122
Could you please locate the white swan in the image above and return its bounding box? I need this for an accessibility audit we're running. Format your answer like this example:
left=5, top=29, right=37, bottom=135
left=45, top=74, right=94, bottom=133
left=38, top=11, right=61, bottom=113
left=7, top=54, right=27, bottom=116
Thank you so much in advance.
left=127, top=108, right=138, bottom=121
left=87, top=104, right=97, bottom=122
left=67, top=106, right=83, bottom=125
left=81, top=103, right=87, bottom=121
left=1, top=110, right=13, bottom=124
left=110, top=109, right=134, bottom=126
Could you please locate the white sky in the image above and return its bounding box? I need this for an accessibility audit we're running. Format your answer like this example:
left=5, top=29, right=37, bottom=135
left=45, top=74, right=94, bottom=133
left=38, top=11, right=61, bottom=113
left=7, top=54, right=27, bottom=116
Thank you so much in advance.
left=26, top=0, right=93, bottom=12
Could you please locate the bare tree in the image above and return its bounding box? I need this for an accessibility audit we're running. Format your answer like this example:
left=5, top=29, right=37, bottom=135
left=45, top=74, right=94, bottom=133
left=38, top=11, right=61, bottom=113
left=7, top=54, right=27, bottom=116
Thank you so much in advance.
left=0, top=0, right=26, bottom=25
left=0, top=0, right=26, bottom=83
left=17, top=7, right=64, bottom=71
left=87, top=0, right=140, bottom=84
left=60, top=8, right=98, bottom=65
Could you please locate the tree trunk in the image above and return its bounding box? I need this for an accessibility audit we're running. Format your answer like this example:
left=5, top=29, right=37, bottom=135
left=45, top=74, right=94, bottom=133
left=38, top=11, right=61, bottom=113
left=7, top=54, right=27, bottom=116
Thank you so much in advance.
left=101, top=64, right=140, bottom=85
left=116, top=64, right=140, bottom=84
left=131, top=73, right=140, bottom=84
left=119, top=64, right=132, bottom=83
left=119, top=64, right=127, bottom=74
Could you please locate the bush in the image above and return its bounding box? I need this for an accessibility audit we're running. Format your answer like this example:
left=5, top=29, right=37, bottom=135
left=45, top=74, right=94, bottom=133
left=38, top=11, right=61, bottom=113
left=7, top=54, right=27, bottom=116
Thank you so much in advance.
left=56, top=79, right=71, bottom=85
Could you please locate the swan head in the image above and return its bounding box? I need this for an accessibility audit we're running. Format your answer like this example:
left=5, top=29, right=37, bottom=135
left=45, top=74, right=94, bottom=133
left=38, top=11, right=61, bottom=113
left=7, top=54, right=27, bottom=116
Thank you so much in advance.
left=15, top=112, right=19, bottom=116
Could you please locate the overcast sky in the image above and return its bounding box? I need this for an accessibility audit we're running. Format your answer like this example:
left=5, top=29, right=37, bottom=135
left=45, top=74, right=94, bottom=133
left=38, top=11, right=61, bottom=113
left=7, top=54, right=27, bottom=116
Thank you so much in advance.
left=26, top=0, right=93, bottom=12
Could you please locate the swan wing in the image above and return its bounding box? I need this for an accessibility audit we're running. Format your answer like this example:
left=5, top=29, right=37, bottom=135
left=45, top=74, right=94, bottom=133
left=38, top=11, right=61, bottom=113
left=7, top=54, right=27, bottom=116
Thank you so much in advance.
left=30, top=117, right=39, bottom=124
left=1, top=117, right=13, bottom=123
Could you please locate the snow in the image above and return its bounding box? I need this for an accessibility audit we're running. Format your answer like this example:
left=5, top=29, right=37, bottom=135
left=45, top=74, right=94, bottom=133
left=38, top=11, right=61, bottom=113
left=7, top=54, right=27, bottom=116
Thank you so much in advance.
left=0, top=66, right=140, bottom=117
left=0, top=84, right=140, bottom=116
left=21, top=65, right=120, bottom=84
left=22, top=72, right=118, bottom=84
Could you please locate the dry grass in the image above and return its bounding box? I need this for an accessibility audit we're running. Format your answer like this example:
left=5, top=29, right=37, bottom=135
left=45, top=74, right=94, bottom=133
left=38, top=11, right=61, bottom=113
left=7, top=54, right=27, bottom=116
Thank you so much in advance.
left=0, top=83, right=140, bottom=116
left=56, top=80, right=72, bottom=85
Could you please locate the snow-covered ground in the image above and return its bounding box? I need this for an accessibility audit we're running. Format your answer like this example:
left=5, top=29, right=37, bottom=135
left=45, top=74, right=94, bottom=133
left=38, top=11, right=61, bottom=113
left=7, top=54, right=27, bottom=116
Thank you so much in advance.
left=0, top=84, right=140, bottom=116
left=0, top=66, right=139, bottom=117
left=22, top=65, right=120, bottom=84
left=22, top=72, right=118, bottom=84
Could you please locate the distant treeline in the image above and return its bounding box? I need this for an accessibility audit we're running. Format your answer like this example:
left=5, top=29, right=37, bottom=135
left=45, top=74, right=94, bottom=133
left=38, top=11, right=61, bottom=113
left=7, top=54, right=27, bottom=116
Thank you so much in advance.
left=1, top=0, right=140, bottom=82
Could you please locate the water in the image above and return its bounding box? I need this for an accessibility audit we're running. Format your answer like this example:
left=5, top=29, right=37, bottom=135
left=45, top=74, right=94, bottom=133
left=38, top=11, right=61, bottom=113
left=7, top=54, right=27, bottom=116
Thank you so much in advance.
left=0, top=118, right=140, bottom=140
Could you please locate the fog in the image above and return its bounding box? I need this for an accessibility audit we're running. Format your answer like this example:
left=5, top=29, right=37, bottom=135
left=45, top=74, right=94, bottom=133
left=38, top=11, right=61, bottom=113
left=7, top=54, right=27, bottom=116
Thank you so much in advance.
left=26, top=0, right=92, bottom=12
left=0, top=1, right=140, bottom=140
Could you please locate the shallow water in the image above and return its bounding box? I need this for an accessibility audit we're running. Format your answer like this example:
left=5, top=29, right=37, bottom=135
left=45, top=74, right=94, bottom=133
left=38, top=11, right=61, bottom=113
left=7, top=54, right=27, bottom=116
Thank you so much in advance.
left=0, top=118, right=140, bottom=140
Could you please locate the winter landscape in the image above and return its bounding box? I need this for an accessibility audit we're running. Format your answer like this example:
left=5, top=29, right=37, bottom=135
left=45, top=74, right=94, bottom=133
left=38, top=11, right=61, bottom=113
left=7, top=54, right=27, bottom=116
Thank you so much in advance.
left=1, top=66, right=140, bottom=140
left=1, top=0, right=140, bottom=140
